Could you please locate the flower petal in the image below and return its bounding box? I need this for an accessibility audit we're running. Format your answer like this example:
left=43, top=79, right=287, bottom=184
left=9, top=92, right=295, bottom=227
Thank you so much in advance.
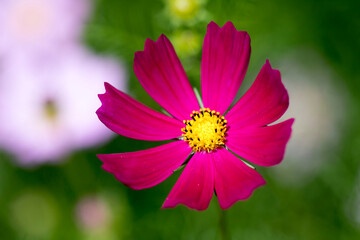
left=226, top=119, right=294, bottom=167
left=226, top=60, right=289, bottom=128
left=162, top=152, right=214, bottom=211
left=98, top=141, right=192, bottom=190
left=97, top=82, right=184, bottom=141
left=213, top=148, right=266, bottom=210
left=134, top=34, right=199, bottom=120
left=201, top=21, right=251, bottom=114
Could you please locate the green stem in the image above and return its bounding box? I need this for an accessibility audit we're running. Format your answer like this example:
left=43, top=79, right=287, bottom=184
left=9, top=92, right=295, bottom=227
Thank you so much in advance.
left=193, top=87, right=204, bottom=108
left=219, top=207, right=230, bottom=240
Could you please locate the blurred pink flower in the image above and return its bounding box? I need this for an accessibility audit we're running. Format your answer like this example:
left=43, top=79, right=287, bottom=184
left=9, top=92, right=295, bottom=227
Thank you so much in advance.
left=75, top=195, right=110, bottom=231
left=0, top=48, right=127, bottom=165
left=0, top=0, right=89, bottom=57
left=97, top=22, right=294, bottom=210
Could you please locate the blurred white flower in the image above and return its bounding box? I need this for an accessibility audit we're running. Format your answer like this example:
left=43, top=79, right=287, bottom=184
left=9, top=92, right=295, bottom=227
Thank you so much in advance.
left=270, top=50, right=347, bottom=186
left=0, top=47, right=127, bottom=165
left=0, top=0, right=89, bottom=57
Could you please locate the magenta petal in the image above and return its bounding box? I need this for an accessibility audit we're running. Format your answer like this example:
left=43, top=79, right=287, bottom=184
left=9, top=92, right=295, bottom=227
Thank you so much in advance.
left=97, top=82, right=184, bottom=141
left=213, top=148, right=266, bottom=209
left=98, top=141, right=192, bottom=190
left=227, top=119, right=295, bottom=167
left=226, top=60, right=289, bottom=128
left=134, top=34, right=199, bottom=120
left=201, top=21, right=251, bottom=114
left=162, top=152, right=214, bottom=211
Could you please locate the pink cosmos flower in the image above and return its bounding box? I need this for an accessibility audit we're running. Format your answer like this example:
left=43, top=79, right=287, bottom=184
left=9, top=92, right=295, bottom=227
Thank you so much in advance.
left=97, top=21, right=294, bottom=210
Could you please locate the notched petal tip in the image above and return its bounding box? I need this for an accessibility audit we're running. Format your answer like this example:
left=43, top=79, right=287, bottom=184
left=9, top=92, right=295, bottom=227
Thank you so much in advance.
left=265, top=58, right=271, bottom=66
left=103, top=81, right=112, bottom=89
left=283, top=117, right=295, bottom=139
left=209, top=21, right=249, bottom=35
left=97, top=82, right=117, bottom=106
left=226, top=57, right=290, bottom=128
left=97, top=154, right=114, bottom=168
left=137, top=35, right=170, bottom=54
left=97, top=93, right=105, bottom=102
left=264, top=61, right=283, bottom=81
left=97, top=82, right=112, bottom=100
left=134, top=35, right=168, bottom=61
left=219, top=180, right=266, bottom=210
left=161, top=200, right=178, bottom=210
left=102, top=82, right=118, bottom=97
left=98, top=154, right=116, bottom=176
left=134, top=51, right=144, bottom=60
left=161, top=201, right=208, bottom=211
left=162, top=153, right=214, bottom=211
left=214, top=149, right=266, bottom=210
left=97, top=142, right=192, bottom=190
left=96, top=81, right=184, bottom=141
left=207, top=21, right=220, bottom=29
left=264, top=59, right=280, bottom=74
left=158, top=33, right=168, bottom=42
left=97, top=83, right=116, bottom=116
left=162, top=195, right=211, bottom=211
left=133, top=30, right=199, bottom=120
left=226, top=118, right=295, bottom=167
left=95, top=108, right=103, bottom=120
left=144, top=38, right=156, bottom=51
left=223, top=21, right=236, bottom=30
left=287, top=118, right=295, bottom=125
left=201, top=20, right=251, bottom=114
left=207, top=21, right=245, bottom=36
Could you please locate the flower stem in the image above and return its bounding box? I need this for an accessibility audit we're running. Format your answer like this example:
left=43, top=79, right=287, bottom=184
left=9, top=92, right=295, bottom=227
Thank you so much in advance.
left=219, top=207, right=230, bottom=240
left=193, top=87, right=204, bottom=108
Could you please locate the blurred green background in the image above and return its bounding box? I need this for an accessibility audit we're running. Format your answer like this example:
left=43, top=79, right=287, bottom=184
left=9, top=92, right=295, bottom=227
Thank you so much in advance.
left=1, top=0, right=360, bottom=239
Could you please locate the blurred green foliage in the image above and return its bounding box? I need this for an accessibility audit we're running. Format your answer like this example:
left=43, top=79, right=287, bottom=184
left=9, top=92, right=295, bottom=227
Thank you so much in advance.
left=1, top=0, right=360, bottom=239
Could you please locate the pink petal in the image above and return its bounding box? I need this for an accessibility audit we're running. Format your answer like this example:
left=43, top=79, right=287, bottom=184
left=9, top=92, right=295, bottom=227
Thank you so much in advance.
left=97, top=83, right=184, bottom=141
left=213, top=148, right=266, bottom=209
left=162, top=152, right=214, bottom=211
left=226, top=119, right=295, bottom=167
left=134, top=34, right=199, bottom=120
left=98, top=141, right=192, bottom=190
left=201, top=21, right=251, bottom=115
left=226, top=60, right=289, bottom=129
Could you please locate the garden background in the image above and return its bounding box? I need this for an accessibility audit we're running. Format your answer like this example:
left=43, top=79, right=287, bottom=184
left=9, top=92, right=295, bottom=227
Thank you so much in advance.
left=0, top=0, right=360, bottom=239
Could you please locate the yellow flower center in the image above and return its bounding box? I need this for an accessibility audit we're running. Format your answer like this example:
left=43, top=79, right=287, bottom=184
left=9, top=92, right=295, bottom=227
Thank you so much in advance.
left=182, top=108, right=227, bottom=152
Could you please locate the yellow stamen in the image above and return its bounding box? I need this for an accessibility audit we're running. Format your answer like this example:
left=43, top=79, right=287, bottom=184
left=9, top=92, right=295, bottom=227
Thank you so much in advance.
left=182, top=108, right=227, bottom=152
